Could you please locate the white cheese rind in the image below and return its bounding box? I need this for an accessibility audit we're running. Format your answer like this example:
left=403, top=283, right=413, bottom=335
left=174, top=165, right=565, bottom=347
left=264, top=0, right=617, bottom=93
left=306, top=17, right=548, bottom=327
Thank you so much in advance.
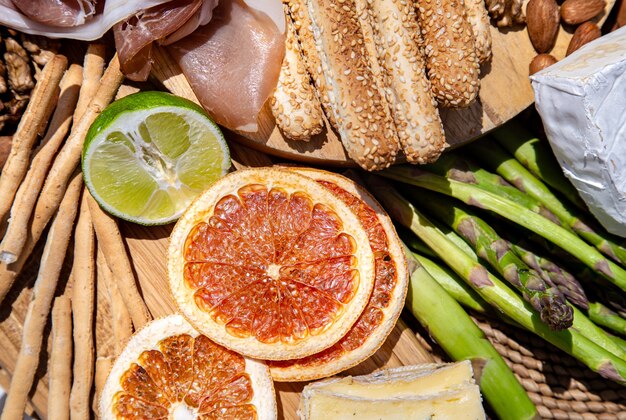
left=531, top=26, right=626, bottom=237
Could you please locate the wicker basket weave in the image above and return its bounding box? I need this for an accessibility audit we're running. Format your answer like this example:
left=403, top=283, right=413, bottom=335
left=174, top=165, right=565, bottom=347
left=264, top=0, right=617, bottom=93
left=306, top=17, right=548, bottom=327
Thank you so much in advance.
left=470, top=315, right=626, bottom=419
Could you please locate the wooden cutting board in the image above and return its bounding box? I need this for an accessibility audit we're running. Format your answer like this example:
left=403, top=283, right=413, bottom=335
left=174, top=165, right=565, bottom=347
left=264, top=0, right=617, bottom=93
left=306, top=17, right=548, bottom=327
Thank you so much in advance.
left=152, top=1, right=615, bottom=165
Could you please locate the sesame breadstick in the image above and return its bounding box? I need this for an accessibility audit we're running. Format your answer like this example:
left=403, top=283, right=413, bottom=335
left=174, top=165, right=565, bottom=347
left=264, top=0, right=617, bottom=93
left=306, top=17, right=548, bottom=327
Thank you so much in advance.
left=307, top=0, right=400, bottom=170
left=0, top=64, right=82, bottom=265
left=87, top=193, right=152, bottom=330
left=0, top=172, right=82, bottom=420
left=464, top=0, right=493, bottom=63
left=69, top=191, right=95, bottom=420
left=48, top=294, right=73, bottom=420
left=0, top=55, right=67, bottom=233
left=271, top=13, right=324, bottom=141
left=286, top=0, right=336, bottom=128
left=415, top=0, right=481, bottom=108
left=360, top=0, right=447, bottom=164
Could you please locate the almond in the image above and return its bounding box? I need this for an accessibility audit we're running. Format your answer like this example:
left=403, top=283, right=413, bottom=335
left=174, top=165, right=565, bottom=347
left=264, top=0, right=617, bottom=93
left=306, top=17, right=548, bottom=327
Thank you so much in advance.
left=566, top=22, right=601, bottom=56
left=529, top=54, right=558, bottom=75
left=526, top=0, right=561, bottom=53
left=561, top=0, right=606, bottom=25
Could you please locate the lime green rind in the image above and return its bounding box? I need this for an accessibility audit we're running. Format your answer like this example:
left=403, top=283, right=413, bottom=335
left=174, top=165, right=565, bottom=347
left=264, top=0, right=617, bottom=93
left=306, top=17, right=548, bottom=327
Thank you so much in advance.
left=82, top=91, right=230, bottom=226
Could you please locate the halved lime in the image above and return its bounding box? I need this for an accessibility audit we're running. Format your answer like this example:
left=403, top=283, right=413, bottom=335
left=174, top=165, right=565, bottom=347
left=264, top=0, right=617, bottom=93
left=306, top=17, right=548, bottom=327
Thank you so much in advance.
left=82, top=91, right=230, bottom=225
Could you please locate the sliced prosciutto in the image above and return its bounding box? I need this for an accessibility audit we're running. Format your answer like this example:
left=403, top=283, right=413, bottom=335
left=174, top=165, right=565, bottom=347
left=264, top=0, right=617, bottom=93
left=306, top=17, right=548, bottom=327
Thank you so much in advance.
left=168, top=0, right=284, bottom=132
left=12, top=0, right=97, bottom=27
left=113, top=0, right=217, bottom=81
left=0, top=0, right=174, bottom=40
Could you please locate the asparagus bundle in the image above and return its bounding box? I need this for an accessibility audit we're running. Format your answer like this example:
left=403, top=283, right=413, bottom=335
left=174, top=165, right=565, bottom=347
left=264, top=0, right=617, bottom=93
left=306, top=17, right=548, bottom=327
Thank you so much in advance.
left=406, top=257, right=538, bottom=419
left=410, top=189, right=572, bottom=330
left=468, top=139, right=626, bottom=267
left=369, top=176, right=626, bottom=385
left=382, top=165, right=626, bottom=293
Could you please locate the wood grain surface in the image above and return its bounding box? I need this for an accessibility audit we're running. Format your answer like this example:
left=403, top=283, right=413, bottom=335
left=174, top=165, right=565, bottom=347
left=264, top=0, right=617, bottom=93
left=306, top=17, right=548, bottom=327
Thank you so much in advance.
left=152, top=0, right=615, bottom=166
left=0, top=3, right=619, bottom=418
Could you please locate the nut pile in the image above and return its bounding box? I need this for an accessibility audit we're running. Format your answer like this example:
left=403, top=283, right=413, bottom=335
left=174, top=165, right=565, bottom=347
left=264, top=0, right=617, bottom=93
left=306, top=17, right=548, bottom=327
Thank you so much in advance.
left=526, top=0, right=606, bottom=74
left=0, top=28, right=59, bottom=134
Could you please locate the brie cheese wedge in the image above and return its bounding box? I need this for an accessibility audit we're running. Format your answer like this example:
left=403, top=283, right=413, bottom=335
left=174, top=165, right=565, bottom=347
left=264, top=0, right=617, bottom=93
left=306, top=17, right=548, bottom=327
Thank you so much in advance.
left=299, top=361, right=486, bottom=420
left=531, top=26, right=626, bottom=237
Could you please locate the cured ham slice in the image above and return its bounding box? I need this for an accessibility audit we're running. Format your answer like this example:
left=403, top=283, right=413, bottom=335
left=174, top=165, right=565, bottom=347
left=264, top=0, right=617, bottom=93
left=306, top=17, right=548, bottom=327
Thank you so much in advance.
left=168, top=0, right=284, bottom=132
left=113, top=0, right=216, bottom=81
left=0, top=0, right=174, bottom=40
left=12, top=0, right=97, bottom=27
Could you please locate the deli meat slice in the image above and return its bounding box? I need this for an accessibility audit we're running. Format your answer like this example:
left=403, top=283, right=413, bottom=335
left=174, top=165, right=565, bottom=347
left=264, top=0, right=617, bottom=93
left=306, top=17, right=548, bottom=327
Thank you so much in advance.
left=12, top=0, right=97, bottom=27
left=113, top=0, right=216, bottom=81
left=0, top=0, right=175, bottom=40
left=168, top=0, right=284, bottom=132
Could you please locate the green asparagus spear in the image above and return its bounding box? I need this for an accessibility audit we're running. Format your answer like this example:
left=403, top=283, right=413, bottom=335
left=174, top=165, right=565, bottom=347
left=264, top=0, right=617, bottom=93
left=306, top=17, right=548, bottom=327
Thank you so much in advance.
left=468, top=140, right=626, bottom=267
left=369, top=176, right=626, bottom=384
left=398, top=228, right=438, bottom=259
left=510, top=242, right=589, bottom=310
left=411, top=251, right=491, bottom=314
left=425, top=152, right=562, bottom=226
left=491, top=120, right=587, bottom=211
left=588, top=302, right=626, bottom=338
left=408, top=189, right=572, bottom=330
left=406, top=259, right=538, bottom=419
left=383, top=165, right=626, bottom=293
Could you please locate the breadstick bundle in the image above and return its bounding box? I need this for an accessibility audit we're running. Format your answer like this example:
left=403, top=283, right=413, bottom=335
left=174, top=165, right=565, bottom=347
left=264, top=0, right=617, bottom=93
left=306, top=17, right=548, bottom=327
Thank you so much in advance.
left=0, top=44, right=154, bottom=419
left=271, top=0, right=493, bottom=169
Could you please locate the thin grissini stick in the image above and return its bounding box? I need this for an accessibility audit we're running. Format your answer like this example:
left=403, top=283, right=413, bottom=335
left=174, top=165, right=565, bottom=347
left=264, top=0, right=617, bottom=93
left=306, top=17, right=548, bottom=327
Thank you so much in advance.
left=0, top=371, right=38, bottom=417
left=69, top=191, right=95, bottom=420
left=32, top=54, right=124, bottom=249
left=270, top=13, right=324, bottom=142
left=93, top=356, right=113, bottom=415
left=308, top=0, right=400, bottom=170
left=98, top=245, right=133, bottom=355
left=0, top=370, right=36, bottom=417
left=87, top=193, right=151, bottom=330
left=49, top=294, right=73, bottom=420
left=361, top=0, right=446, bottom=164
left=0, top=172, right=82, bottom=420
left=464, top=0, right=493, bottom=63
left=285, top=0, right=336, bottom=128
left=0, top=64, right=82, bottom=265
left=0, top=55, right=124, bottom=305
left=74, top=44, right=107, bottom=124
left=0, top=54, right=67, bottom=231
left=415, top=0, right=480, bottom=108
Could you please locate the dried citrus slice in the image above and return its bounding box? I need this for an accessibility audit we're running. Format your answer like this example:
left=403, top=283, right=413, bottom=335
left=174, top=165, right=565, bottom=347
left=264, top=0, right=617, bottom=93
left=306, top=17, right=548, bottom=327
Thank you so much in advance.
left=168, top=168, right=376, bottom=360
left=268, top=168, right=409, bottom=381
left=99, top=314, right=276, bottom=419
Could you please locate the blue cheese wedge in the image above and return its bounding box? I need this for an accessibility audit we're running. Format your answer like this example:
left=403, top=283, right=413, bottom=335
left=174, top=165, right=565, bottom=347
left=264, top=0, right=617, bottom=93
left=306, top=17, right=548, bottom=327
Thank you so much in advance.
left=299, top=361, right=486, bottom=420
left=531, top=26, right=626, bottom=237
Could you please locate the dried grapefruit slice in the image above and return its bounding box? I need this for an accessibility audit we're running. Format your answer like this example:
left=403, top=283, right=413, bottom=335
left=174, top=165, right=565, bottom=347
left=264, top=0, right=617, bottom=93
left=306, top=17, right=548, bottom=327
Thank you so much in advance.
left=168, top=168, right=375, bottom=360
left=99, top=314, right=276, bottom=419
left=268, top=168, right=409, bottom=381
